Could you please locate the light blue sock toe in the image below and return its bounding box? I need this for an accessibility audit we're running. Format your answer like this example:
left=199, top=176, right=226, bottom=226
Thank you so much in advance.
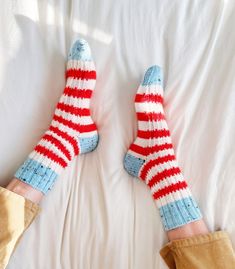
left=142, top=65, right=163, bottom=86
left=68, top=38, right=92, bottom=61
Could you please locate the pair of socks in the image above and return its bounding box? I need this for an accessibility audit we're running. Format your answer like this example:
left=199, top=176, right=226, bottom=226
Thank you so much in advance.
left=15, top=39, right=202, bottom=231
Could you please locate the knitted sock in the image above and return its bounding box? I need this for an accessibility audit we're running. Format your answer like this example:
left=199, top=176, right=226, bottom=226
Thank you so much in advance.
left=15, top=39, right=99, bottom=194
left=124, top=66, right=202, bottom=231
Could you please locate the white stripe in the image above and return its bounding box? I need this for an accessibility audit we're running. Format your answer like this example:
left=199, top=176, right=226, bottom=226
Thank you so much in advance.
left=29, top=151, right=64, bottom=174
left=155, top=189, right=192, bottom=207
left=137, top=84, right=163, bottom=95
left=51, top=121, right=80, bottom=138
left=130, top=138, right=145, bottom=148
left=79, top=130, right=98, bottom=137
left=133, top=137, right=172, bottom=149
left=46, top=130, right=75, bottom=159
left=59, top=94, right=90, bottom=109
left=54, top=109, right=93, bottom=125
left=138, top=120, right=168, bottom=131
left=66, top=78, right=96, bottom=89
left=150, top=173, right=185, bottom=197
left=135, top=102, right=164, bottom=114
left=67, top=60, right=95, bottom=71
left=147, top=148, right=175, bottom=161
left=127, top=149, right=146, bottom=159
left=136, top=136, right=172, bottom=146
left=144, top=159, right=180, bottom=185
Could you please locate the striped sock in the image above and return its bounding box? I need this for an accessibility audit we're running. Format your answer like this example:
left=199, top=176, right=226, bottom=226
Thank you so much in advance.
left=124, top=65, right=202, bottom=231
left=15, top=39, right=99, bottom=194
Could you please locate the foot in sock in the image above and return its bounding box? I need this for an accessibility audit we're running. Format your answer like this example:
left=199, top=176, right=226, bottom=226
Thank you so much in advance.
left=124, top=66, right=202, bottom=231
left=15, top=39, right=99, bottom=194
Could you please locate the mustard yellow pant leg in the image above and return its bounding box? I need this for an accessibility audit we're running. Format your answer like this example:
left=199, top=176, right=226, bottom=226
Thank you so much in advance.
left=160, top=231, right=235, bottom=269
left=0, top=186, right=40, bottom=269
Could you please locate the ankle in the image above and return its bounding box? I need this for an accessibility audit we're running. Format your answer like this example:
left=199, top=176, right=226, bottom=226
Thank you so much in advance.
left=6, top=178, right=44, bottom=204
left=167, top=219, right=210, bottom=241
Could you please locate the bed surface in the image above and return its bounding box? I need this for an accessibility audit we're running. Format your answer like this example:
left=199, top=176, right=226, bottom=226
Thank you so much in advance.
left=1, top=0, right=235, bottom=268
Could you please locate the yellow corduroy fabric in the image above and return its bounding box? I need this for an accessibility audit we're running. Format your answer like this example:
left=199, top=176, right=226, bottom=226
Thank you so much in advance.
left=160, top=231, right=235, bottom=269
left=0, top=186, right=40, bottom=269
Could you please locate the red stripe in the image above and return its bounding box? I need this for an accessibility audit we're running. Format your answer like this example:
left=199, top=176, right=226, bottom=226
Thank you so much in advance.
left=140, top=155, right=176, bottom=180
left=130, top=143, right=173, bottom=156
left=34, top=145, right=68, bottom=168
left=66, top=69, right=96, bottom=80
left=153, top=181, right=188, bottom=200
left=57, top=103, right=90, bottom=117
left=130, top=144, right=148, bottom=156
left=137, top=129, right=170, bottom=139
left=80, top=123, right=97, bottom=133
left=148, top=167, right=181, bottom=188
left=63, top=87, right=93, bottom=98
left=53, top=115, right=96, bottom=133
left=135, top=94, right=163, bottom=104
left=148, top=143, right=173, bottom=155
left=53, top=114, right=79, bottom=131
left=42, top=134, right=71, bottom=161
left=49, top=126, right=79, bottom=156
left=137, top=112, right=165, bottom=121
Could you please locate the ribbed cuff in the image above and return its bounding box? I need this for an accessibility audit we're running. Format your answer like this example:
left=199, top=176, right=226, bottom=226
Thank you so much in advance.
left=15, top=158, right=58, bottom=194
left=159, top=196, right=202, bottom=231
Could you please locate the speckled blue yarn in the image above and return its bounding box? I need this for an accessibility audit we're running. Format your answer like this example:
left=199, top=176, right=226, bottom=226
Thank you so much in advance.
left=15, top=158, right=58, bottom=194
left=159, top=196, right=202, bottom=231
left=123, top=153, right=145, bottom=177
left=79, top=135, right=99, bottom=154
left=142, top=65, right=163, bottom=86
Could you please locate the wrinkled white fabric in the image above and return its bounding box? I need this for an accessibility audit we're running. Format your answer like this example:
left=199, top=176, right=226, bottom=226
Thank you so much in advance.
left=0, top=0, right=235, bottom=268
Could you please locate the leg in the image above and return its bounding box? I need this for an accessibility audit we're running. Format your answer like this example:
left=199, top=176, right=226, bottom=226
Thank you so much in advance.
left=5, top=38, right=98, bottom=205
left=124, top=66, right=202, bottom=231
left=124, top=66, right=235, bottom=268
left=0, top=38, right=98, bottom=269
left=167, top=219, right=209, bottom=241
left=6, top=178, right=43, bottom=204
left=14, top=38, right=98, bottom=196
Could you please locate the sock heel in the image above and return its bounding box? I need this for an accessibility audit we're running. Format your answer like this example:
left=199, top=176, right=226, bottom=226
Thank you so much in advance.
left=79, top=132, right=99, bottom=154
left=124, top=152, right=145, bottom=177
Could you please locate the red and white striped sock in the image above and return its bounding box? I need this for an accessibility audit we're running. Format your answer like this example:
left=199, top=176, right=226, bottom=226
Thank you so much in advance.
left=124, top=65, right=202, bottom=230
left=15, top=39, right=98, bottom=194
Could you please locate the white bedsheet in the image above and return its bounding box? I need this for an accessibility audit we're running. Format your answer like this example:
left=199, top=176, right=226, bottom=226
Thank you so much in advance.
left=1, top=0, right=235, bottom=268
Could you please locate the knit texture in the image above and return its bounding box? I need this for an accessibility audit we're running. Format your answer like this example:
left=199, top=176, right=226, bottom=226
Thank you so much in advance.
left=15, top=39, right=98, bottom=194
left=124, top=66, right=202, bottom=230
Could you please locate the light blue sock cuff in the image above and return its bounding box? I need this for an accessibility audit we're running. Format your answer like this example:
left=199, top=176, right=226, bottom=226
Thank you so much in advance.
left=15, top=158, right=58, bottom=194
left=159, top=196, right=202, bottom=231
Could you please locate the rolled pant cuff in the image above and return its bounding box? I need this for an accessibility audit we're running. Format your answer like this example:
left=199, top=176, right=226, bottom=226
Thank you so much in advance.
left=160, top=231, right=235, bottom=269
left=0, top=186, right=40, bottom=269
